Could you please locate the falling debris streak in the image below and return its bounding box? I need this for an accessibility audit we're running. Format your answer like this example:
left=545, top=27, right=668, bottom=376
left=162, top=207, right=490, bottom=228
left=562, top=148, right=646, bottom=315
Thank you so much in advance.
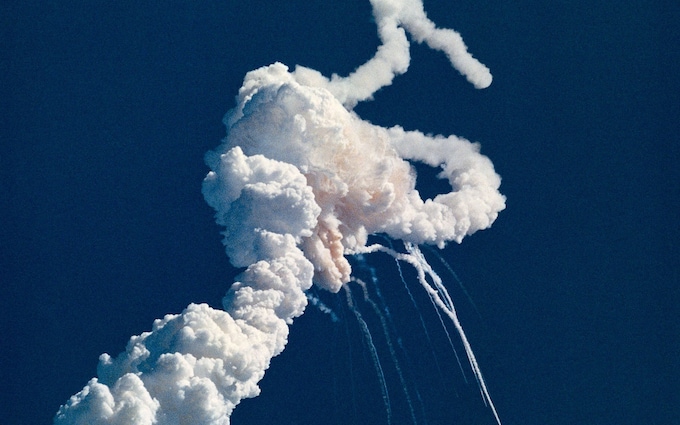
left=352, top=277, right=419, bottom=425
left=358, top=242, right=503, bottom=425
left=344, top=284, right=393, bottom=425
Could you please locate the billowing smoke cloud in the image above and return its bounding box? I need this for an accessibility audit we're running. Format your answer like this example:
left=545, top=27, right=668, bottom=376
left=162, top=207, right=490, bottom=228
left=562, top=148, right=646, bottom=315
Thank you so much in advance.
left=54, top=1, right=504, bottom=424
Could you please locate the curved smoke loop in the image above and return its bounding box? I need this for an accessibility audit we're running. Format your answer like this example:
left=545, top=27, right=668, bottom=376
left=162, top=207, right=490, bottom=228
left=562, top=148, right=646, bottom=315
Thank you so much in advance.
left=55, top=1, right=505, bottom=424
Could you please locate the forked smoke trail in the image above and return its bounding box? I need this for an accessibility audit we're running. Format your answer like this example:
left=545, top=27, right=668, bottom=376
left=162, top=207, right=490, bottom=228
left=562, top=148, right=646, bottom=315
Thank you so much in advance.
left=54, top=1, right=504, bottom=423
left=293, top=0, right=493, bottom=106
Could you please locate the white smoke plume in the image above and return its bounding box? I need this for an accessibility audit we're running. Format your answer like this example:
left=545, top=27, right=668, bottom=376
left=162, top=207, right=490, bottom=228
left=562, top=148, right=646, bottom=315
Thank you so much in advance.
left=292, top=0, right=492, bottom=107
left=54, top=1, right=504, bottom=424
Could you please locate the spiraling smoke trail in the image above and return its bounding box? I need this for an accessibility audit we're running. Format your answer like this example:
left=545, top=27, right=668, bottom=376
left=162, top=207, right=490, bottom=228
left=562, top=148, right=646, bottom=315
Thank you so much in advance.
left=54, top=1, right=504, bottom=424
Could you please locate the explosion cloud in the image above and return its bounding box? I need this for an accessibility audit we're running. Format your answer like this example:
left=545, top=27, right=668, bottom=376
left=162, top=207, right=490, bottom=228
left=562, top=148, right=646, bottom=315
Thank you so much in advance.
left=55, top=1, right=504, bottom=424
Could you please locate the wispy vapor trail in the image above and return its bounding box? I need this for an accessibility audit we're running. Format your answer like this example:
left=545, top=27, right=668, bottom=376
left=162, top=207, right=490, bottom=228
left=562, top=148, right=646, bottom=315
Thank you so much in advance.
left=55, top=1, right=503, bottom=423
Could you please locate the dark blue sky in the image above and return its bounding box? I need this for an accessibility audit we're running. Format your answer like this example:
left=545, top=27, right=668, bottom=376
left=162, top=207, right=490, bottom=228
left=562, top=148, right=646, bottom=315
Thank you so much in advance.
left=2, top=1, right=678, bottom=424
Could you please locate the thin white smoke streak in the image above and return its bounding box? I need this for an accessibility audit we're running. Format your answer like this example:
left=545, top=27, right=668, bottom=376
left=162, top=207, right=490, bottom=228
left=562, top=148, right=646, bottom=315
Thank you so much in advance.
left=306, top=291, right=340, bottom=323
left=408, top=244, right=456, bottom=312
left=55, top=0, right=503, bottom=423
left=422, top=278, right=471, bottom=384
left=356, top=243, right=503, bottom=425
left=343, top=284, right=393, bottom=425
left=356, top=243, right=470, bottom=386
left=378, top=237, right=452, bottom=387
left=405, top=243, right=480, bottom=392
left=352, top=277, right=420, bottom=425
left=354, top=255, right=433, bottom=421
left=340, top=295, right=361, bottom=423
left=366, top=241, right=470, bottom=385
left=359, top=244, right=470, bottom=384
left=423, top=244, right=483, bottom=320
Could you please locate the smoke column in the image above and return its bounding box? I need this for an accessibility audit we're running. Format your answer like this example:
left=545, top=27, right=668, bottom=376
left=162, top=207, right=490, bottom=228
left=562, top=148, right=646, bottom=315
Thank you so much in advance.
left=54, top=0, right=505, bottom=423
